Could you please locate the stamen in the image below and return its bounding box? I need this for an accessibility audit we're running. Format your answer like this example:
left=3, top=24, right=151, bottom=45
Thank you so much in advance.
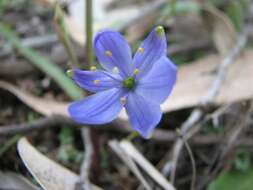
left=138, top=47, right=144, bottom=53
left=105, top=50, right=112, bottom=57
left=133, top=69, right=139, bottom=75
left=120, top=97, right=127, bottom=105
left=155, top=26, right=165, bottom=37
left=66, top=69, right=73, bottom=77
left=112, top=67, right=119, bottom=74
left=93, top=79, right=100, bottom=85
left=90, top=66, right=97, bottom=71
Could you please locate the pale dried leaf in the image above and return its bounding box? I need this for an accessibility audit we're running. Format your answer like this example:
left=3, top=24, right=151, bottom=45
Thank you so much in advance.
left=202, top=4, right=237, bottom=55
left=0, top=171, right=39, bottom=190
left=166, top=49, right=253, bottom=109
left=65, top=5, right=140, bottom=45
left=37, top=0, right=160, bottom=45
left=0, top=80, right=68, bottom=117
left=17, top=138, right=102, bottom=190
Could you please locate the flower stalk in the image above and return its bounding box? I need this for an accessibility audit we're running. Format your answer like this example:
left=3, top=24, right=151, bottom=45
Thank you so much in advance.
left=85, top=0, right=94, bottom=66
left=54, top=4, right=80, bottom=68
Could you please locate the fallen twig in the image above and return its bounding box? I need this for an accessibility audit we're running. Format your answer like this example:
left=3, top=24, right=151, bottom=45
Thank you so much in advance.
left=0, top=115, right=75, bottom=136
left=196, top=101, right=253, bottom=190
left=76, top=128, right=93, bottom=190
left=109, top=140, right=152, bottom=190
left=119, top=140, right=175, bottom=190
left=163, top=26, right=250, bottom=184
left=1, top=114, right=253, bottom=146
left=182, top=138, right=196, bottom=190
left=0, top=135, right=21, bottom=157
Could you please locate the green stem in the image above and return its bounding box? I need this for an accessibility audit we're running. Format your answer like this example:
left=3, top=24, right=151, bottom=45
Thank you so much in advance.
left=0, top=135, right=21, bottom=157
left=85, top=0, right=94, bottom=67
left=125, top=131, right=139, bottom=141
left=54, top=4, right=80, bottom=68
left=170, top=0, right=177, bottom=16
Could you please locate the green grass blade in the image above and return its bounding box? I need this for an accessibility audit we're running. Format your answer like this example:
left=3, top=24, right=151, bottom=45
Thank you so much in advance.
left=208, top=168, right=253, bottom=190
left=0, top=23, right=83, bottom=100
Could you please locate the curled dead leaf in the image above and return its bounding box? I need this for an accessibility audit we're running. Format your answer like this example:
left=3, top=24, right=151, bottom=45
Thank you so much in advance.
left=17, top=137, right=102, bottom=190
left=0, top=80, right=68, bottom=117
left=202, top=4, right=237, bottom=55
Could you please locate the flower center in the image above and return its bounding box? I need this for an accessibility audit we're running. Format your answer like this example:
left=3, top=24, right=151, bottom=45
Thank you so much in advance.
left=123, top=77, right=135, bottom=90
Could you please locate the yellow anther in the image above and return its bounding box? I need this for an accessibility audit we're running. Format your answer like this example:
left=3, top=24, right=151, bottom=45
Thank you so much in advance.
left=155, top=26, right=165, bottom=37
left=112, top=67, right=119, bottom=74
left=90, top=66, right=97, bottom=71
left=105, top=50, right=112, bottom=57
left=138, top=47, right=144, bottom=53
left=120, top=97, right=127, bottom=105
left=66, top=69, right=73, bottom=77
left=93, top=79, right=100, bottom=85
left=133, top=69, right=139, bottom=75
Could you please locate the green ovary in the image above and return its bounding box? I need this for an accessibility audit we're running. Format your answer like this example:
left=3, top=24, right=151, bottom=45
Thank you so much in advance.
left=123, top=77, right=135, bottom=90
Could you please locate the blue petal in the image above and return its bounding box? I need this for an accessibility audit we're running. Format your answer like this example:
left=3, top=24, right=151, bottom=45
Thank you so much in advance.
left=125, top=92, right=162, bottom=138
left=133, top=26, right=167, bottom=78
left=68, top=88, right=125, bottom=124
left=136, top=56, right=177, bottom=104
left=94, top=30, right=132, bottom=77
left=72, top=69, right=122, bottom=92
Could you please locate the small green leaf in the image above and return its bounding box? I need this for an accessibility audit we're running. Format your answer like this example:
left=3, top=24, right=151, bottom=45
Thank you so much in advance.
left=208, top=168, right=253, bottom=190
left=225, top=1, right=244, bottom=31
left=161, top=1, right=201, bottom=17
left=234, top=149, right=251, bottom=172
left=0, top=23, right=83, bottom=100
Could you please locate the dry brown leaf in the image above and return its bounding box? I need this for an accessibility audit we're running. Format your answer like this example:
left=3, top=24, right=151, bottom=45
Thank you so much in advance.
left=0, top=80, right=68, bottom=117
left=202, top=4, right=237, bottom=55
left=1, top=50, right=253, bottom=120
left=163, top=49, right=253, bottom=110
left=18, top=138, right=102, bottom=190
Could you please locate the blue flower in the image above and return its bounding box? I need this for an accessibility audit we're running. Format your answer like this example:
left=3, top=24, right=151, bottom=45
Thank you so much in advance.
left=68, top=26, right=177, bottom=138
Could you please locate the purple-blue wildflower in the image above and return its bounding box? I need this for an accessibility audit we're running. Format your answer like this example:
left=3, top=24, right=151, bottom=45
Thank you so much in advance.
left=68, top=26, right=177, bottom=138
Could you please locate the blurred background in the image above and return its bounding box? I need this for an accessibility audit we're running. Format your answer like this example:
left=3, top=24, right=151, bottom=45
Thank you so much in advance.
left=0, top=0, right=253, bottom=190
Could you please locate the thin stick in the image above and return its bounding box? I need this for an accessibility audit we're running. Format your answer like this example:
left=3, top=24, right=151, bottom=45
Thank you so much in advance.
left=196, top=102, right=253, bottom=190
left=0, top=115, right=76, bottom=136
left=2, top=114, right=253, bottom=146
left=109, top=140, right=152, bottom=190
left=120, top=140, right=175, bottom=190
left=167, top=26, right=250, bottom=184
left=0, top=135, right=21, bottom=157
left=182, top=138, right=196, bottom=190
left=80, top=128, right=93, bottom=190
